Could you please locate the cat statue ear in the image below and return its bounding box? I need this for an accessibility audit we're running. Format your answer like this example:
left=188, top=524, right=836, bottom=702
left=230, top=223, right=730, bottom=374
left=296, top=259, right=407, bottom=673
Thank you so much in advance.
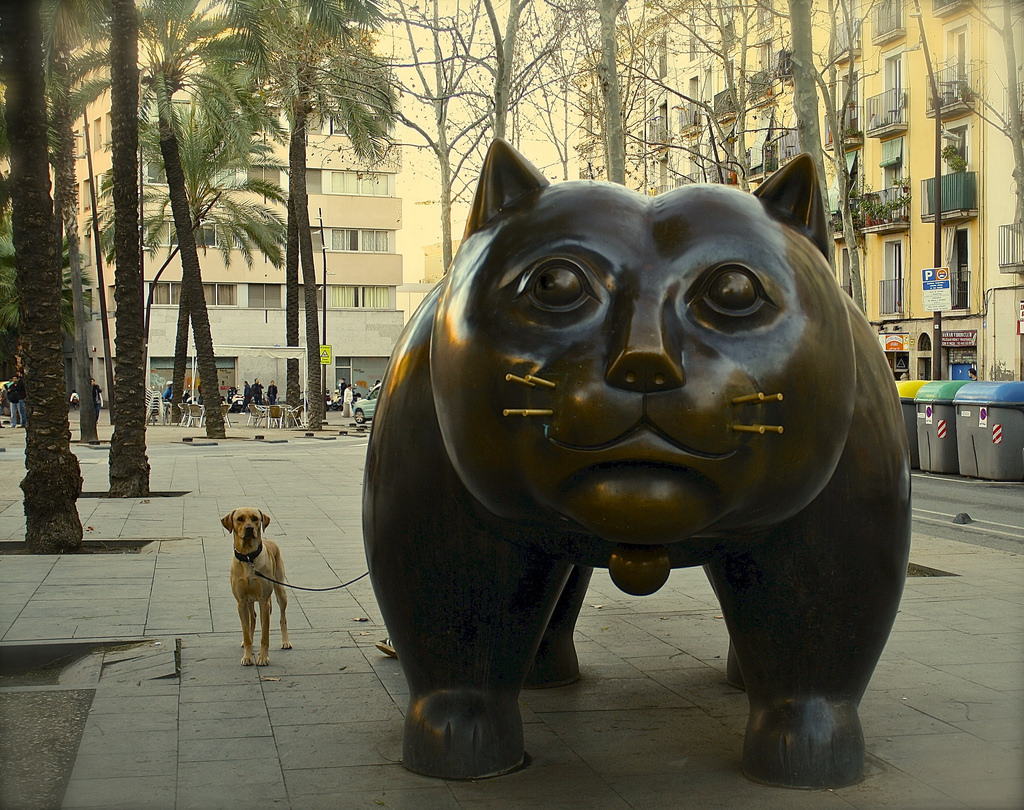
left=753, top=153, right=831, bottom=259
left=464, top=138, right=550, bottom=239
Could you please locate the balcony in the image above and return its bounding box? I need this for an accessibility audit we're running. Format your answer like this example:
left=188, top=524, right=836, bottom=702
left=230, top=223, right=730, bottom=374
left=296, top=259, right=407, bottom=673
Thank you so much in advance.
left=920, top=171, right=977, bottom=222
left=879, top=277, right=905, bottom=316
left=998, top=223, right=1024, bottom=274
left=834, top=19, right=861, bottom=62
left=950, top=269, right=970, bottom=310
left=677, top=103, right=702, bottom=132
left=713, top=88, right=736, bottom=120
left=824, top=104, right=862, bottom=147
left=926, top=61, right=978, bottom=119
left=933, top=0, right=971, bottom=17
left=872, top=0, right=905, bottom=46
left=866, top=88, right=908, bottom=137
left=859, top=186, right=910, bottom=234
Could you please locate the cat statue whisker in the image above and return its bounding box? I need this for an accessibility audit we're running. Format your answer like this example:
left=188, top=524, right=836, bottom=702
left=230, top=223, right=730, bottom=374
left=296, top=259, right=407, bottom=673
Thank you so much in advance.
left=363, top=138, right=911, bottom=789
left=731, top=423, right=785, bottom=434
left=505, top=372, right=556, bottom=389
left=732, top=392, right=784, bottom=404
left=502, top=408, right=554, bottom=417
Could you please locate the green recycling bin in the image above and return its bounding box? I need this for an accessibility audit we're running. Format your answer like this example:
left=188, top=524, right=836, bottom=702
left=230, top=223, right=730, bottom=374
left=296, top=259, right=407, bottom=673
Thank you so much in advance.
left=915, top=380, right=969, bottom=474
left=896, top=380, right=928, bottom=469
left=953, top=382, right=1024, bottom=481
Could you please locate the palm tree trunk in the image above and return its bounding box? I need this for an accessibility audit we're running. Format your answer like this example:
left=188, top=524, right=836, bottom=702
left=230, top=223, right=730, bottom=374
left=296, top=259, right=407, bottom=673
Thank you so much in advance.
left=108, top=0, right=151, bottom=496
left=157, top=102, right=226, bottom=438
left=0, top=0, right=83, bottom=553
left=289, top=102, right=322, bottom=429
left=50, top=49, right=99, bottom=442
left=286, top=193, right=300, bottom=405
left=172, top=298, right=190, bottom=418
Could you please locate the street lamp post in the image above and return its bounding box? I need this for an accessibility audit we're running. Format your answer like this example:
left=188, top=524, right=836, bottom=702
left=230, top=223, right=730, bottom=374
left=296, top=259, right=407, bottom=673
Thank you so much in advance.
left=912, top=0, right=944, bottom=380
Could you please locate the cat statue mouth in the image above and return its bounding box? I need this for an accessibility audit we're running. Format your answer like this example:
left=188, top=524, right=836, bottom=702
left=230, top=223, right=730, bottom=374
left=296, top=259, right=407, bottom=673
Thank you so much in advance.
left=547, top=417, right=738, bottom=461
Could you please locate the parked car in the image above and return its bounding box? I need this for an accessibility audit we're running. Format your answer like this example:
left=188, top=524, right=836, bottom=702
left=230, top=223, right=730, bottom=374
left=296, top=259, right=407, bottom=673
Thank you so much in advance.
left=353, top=384, right=380, bottom=424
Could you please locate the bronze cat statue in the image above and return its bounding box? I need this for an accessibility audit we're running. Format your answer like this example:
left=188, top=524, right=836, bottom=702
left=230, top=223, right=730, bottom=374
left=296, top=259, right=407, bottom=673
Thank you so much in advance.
left=363, top=139, right=911, bottom=788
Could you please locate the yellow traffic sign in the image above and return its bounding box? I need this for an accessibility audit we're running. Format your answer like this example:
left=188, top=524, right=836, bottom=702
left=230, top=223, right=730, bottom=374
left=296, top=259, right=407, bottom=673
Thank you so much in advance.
left=319, top=345, right=332, bottom=365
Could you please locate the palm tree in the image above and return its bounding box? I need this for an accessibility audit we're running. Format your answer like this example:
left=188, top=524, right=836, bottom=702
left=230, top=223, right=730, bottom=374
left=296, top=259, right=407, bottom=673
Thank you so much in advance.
left=0, top=212, right=93, bottom=364
left=137, top=101, right=287, bottom=410
left=42, top=0, right=107, bottom=443
left=108, top=0, right=151, bottom=496
left=261, top=0, right=395, bottom=428
left=0, top=0, right=84, bottom=553
left=137, top=0, right=267, bottom=438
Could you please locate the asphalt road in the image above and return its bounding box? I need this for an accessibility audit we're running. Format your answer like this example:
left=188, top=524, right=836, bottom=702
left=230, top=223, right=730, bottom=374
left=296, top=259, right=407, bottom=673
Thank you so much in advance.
left=911, top=471, right=1024, bottom=553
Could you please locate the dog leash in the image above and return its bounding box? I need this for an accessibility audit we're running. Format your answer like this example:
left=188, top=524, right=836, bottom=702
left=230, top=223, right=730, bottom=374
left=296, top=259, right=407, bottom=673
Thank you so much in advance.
left=251, top=569, right=368, bottom=591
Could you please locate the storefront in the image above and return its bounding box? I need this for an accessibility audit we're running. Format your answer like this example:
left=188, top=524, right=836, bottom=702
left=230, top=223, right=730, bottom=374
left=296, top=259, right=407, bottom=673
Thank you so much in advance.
left=879, top=332, right=910, bottom=379
left=942, top=329, right=978, bottom=380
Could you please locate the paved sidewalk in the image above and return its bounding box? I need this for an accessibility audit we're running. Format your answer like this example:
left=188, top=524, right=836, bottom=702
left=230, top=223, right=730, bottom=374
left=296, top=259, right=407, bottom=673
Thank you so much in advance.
left=0, top=417, right=1022, bottom=809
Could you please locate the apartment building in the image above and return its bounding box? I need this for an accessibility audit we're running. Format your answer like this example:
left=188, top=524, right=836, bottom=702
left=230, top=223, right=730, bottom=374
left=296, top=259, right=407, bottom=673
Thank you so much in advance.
left=576, top=0, right=1023, bottom=381
left=75, top=96, right=404, bottom=402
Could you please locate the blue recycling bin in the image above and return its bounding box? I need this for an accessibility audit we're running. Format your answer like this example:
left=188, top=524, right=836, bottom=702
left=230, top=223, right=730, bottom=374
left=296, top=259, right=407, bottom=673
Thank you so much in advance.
left=915, top=381, right=969, bottom=474
left=953, top=382, right=1024, bottom=481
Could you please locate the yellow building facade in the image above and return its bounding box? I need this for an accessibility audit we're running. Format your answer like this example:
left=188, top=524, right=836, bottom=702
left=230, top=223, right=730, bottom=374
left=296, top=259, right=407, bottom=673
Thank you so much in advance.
left=577, top=0, right=1023, bottom=381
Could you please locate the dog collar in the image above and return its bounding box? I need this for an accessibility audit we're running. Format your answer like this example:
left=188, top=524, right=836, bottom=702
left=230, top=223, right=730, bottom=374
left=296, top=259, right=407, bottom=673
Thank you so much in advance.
left=234, top=541, right=263, bottom=564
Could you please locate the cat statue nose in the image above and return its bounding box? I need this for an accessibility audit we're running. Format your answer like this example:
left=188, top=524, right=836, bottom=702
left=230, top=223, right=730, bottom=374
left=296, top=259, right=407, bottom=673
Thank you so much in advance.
left=606, top=347, right=685, bottom=393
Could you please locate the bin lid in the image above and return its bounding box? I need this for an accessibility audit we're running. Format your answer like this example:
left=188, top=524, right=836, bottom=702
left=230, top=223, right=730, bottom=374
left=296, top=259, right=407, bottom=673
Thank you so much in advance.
left=896, top=380, right=929, bottom=400
left=914, top=380, right=970, bottom=404
left=952, top=381, right=1024, bottom=407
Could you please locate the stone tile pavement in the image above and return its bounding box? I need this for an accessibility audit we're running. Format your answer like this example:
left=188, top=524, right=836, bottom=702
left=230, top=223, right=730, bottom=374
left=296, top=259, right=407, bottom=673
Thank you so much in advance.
left=0, top=418, right=1022, bottom=808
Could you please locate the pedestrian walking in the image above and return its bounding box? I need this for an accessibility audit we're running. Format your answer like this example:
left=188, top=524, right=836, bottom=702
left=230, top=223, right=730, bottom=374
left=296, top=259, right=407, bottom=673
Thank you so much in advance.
left=252, top=378, right=264, bottom=406
left=267, top=380, right=278, bottom=405
left=91, top=378, right=102, bottom=422
left=7, top=374, right=27, bottom=428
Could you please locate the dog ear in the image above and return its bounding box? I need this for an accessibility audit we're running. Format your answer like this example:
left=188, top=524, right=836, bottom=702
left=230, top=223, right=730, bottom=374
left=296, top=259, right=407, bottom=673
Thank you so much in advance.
left=221, top=511, right=235, bottom=532
left=260, top=511, right=271, bottom=530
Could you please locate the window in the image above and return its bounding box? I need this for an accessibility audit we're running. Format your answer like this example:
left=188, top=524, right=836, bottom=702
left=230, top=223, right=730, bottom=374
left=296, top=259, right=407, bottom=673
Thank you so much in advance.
left=328, top=229, right=389, bottom=252
left=361, top=286, right=390, bottom=309
left=151, top=282, right=181, bottom=305
left=326, top=171, right=391, bottom=196
left=92, top=117, right=102, bottom=151
left=248, top=283, right=281, bottom=308
left=81, top=178, right=91, bottom=212
left=145, top=162, right=166, bottom=184
left=332, top=229, right=359, bottom=251
left=331, top=286, right=357, bottom=308
left=329, top=285, right=390, bottom=308
left=203, top=283, right=236, bottom=306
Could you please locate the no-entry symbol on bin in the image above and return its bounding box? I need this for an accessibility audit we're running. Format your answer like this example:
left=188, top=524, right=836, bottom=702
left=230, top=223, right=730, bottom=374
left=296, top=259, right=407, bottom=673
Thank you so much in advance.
left=925, top=405, right=933, bottom=425
left=979, top=407, right=988, bottom=428
left=937, top=419, right=947, bottom=439
left=993, top=424, right=1003, bottom=444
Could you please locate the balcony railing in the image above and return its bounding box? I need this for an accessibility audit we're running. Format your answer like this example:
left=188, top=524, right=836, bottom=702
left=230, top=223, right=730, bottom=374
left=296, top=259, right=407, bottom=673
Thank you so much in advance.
left=933, top=0, right=971, bottom=16
left=873, top=0, right=905, bottom=45
left=866, top=88, right=908, bottom=136
left=950, top=269, right=970, bottom=310
left=998, top=223, right=1024, bottom=272
left=776, top=128, right=801, bottom=163
left=834, top=19, right=861, bottom=60
left=920, top=171, right=977, bottom=220
left=879, top=277, right=904, bottom=315
left=927, top=61, right=977, bottom=116
left=860, top=186, right=911, bottom=232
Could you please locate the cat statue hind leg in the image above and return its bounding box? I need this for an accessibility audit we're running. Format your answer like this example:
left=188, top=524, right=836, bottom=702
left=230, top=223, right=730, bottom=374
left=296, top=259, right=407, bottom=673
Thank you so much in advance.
left=363, top=139, right=911, bottom=786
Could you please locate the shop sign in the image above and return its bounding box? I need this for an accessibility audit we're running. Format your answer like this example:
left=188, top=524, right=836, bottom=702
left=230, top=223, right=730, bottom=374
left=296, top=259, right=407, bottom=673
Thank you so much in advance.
left=880, top=333, right=909, bottom=352
left=941, top=329, right=977, bottom=347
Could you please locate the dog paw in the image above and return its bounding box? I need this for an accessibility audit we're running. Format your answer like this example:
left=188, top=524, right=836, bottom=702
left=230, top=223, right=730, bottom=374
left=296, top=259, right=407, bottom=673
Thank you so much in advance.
left=256, top=653, right=270, bottom=666
left=281, top=641, right=293, bottom=650
left=241, top=654, right=254, bottom=666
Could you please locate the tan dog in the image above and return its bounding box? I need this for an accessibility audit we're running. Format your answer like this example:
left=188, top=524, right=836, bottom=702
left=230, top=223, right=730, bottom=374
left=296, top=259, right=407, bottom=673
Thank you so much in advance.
left=222, top=508, right=292, bottom=666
